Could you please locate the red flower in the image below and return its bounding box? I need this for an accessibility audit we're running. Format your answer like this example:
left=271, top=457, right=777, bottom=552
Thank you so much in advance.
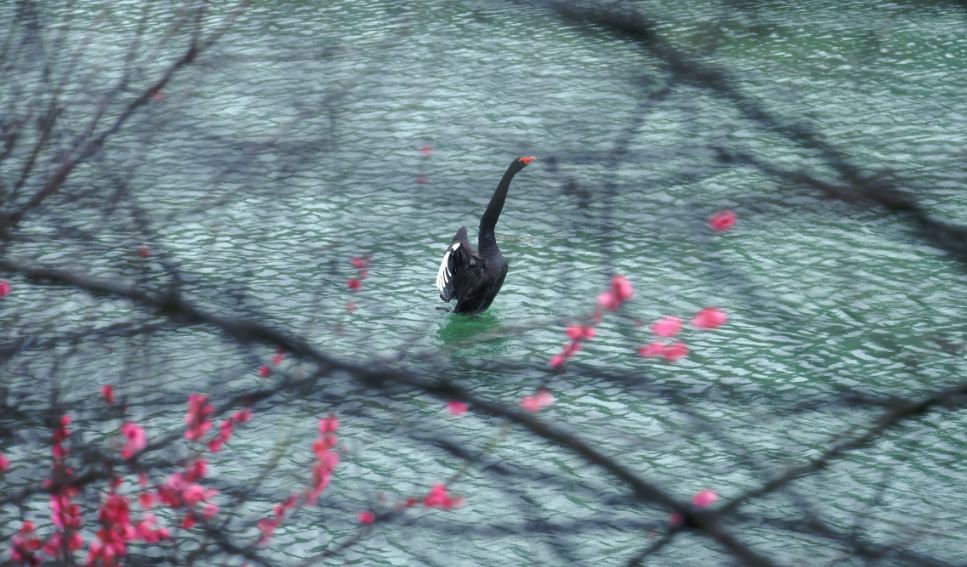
left=138, top=247, right=150, bottom=258
left=258, top=365, right=271, bottom=378
left=0, top=451, right=9, bottom=471
left=0, top=280, right=10, bottom=299
left=420, top=144, right=433, bottom=157
left=446, top=401, right=468, bottom=416
left=708, top=210, right=737, bottom=231
left=358, top=511, right=375, bottom=525
left=101, top=385, right=115, bottom=405
left=347, top=278, right=361, bottom=291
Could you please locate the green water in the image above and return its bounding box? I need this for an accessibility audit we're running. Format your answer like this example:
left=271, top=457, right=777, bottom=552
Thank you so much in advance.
left=2, top=0, right=967, bottom=565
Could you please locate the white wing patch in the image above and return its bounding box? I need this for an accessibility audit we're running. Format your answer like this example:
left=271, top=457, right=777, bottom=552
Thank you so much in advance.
left=435, top=242, right=460, bottom=292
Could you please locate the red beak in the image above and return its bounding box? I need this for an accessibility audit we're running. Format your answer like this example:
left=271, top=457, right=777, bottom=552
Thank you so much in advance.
left=519, top=157, right=536, bottom=164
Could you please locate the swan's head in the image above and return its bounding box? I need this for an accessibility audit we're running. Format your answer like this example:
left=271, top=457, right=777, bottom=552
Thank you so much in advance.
left=512, top=156, right=536, bottom=171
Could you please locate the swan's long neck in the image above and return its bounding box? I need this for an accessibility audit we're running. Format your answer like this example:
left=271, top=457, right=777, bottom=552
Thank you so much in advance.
left=478, top=167, right=518, bottom=253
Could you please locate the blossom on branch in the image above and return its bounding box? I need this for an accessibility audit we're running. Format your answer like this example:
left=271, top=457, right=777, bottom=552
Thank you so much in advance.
left=521, top=390, right=555, bottom=412
left=184, top=394, right=214, bottom=441
left=120, top=423, right=147, bottom=459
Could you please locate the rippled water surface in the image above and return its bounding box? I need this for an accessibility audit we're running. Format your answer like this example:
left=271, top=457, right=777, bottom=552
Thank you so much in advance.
left=3, top=0, right=967, bottom=565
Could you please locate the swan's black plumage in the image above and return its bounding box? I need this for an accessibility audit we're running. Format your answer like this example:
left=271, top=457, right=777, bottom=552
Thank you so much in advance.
left=436, top=157, right=534, bottom=314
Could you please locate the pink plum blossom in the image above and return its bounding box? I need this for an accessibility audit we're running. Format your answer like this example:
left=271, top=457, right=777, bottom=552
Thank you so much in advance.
left=709, top=210, right=737, bottom=231
left=120, top=422, right=147, bottom=459
left=358, top=511, right=375, bottom=525
left=0, top=280, right=10, bottom=299
left=424, top=484, right=463, bottom=509
left=101, top=385, right=115, bottom=405
left=521, top=390, right=555, bottom=412
left=638, top=342, right=666, bottom=358
left=663, top=343, right=689, bottom=362
left=0, top=452, right=9, bottom=471
left=693, top=489, right=718, bottom=508
left=184, top=394, right=214, bottom=441
left=446, top=401, right=468, bottom=415
left=651, top=316, right=683, bottom=337
left=692, top=307, right=727, bottom=329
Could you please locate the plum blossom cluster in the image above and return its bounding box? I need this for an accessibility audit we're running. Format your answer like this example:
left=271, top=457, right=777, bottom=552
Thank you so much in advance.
left=208, top=408, right=253, bottom=452
left=639, top=308, right=727, bottom=363
left=257, top=414, right=340, bottom=546
left=391, top=483, right=465, bottom=514
left=347, top=255, right=371, bottom=292
left=82, top=481, right=172, bottom=567
left=307, top=414, right=340, bottom=504
left=550, top=275, right=633, bottom=368
left=259, top=348, right=285, bottom=378
left=87, top=491, right=162, bottom=567
left=10, top=522, right=41, bottom=567
left=155, top=458, right=219, bottom=530
left=423, top=484, right=463, bottom=509
left=184, top=394, right=214, bottom=442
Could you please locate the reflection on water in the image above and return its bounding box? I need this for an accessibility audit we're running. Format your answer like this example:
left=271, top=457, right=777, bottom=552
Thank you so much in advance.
left=434, top=310, right=505, bottom=348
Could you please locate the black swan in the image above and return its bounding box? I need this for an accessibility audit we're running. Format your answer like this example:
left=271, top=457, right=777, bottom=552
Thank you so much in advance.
left=435, top=156, right=535, bottom=314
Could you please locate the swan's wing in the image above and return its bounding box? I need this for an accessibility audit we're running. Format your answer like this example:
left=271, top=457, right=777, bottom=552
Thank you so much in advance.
left=436, top=227, right=479, bottom=302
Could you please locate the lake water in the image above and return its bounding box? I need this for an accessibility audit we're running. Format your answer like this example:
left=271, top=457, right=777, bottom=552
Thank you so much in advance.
left=2, top=0, right=967, bottom=565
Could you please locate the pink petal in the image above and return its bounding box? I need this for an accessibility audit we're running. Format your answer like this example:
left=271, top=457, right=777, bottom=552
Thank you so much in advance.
left=101, top=385, right=115, bottom=404
left=565, top=324, right=583, bottom=340
left=663, top=342, right=689, bottom=362
left=549, top=354, right=565, bottom=367
left=358, top=511, right=375, bottom=525
left=533, top=390, right=555, bottom=409
left=521, top=396, right=539, bottom=412
left=446, top=401, right=468, bottom=416
left=651, top=316, right=683, bottom=337
left=0, top=280, right=11, bottom=298
left=597, top=290, right=620, bottom=310
left=610, top=275, right=634, bottom=301
left=638, top=342, right=666, bottom=358
left=708, top=210, right=737, bottom=231
left=259, top=365, right=271, bottom=378
left=691, top=307, right=727, bottom=329
left=692, top=489, right=718, bottom=508
left=582, top=326, right=596, bottom=339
